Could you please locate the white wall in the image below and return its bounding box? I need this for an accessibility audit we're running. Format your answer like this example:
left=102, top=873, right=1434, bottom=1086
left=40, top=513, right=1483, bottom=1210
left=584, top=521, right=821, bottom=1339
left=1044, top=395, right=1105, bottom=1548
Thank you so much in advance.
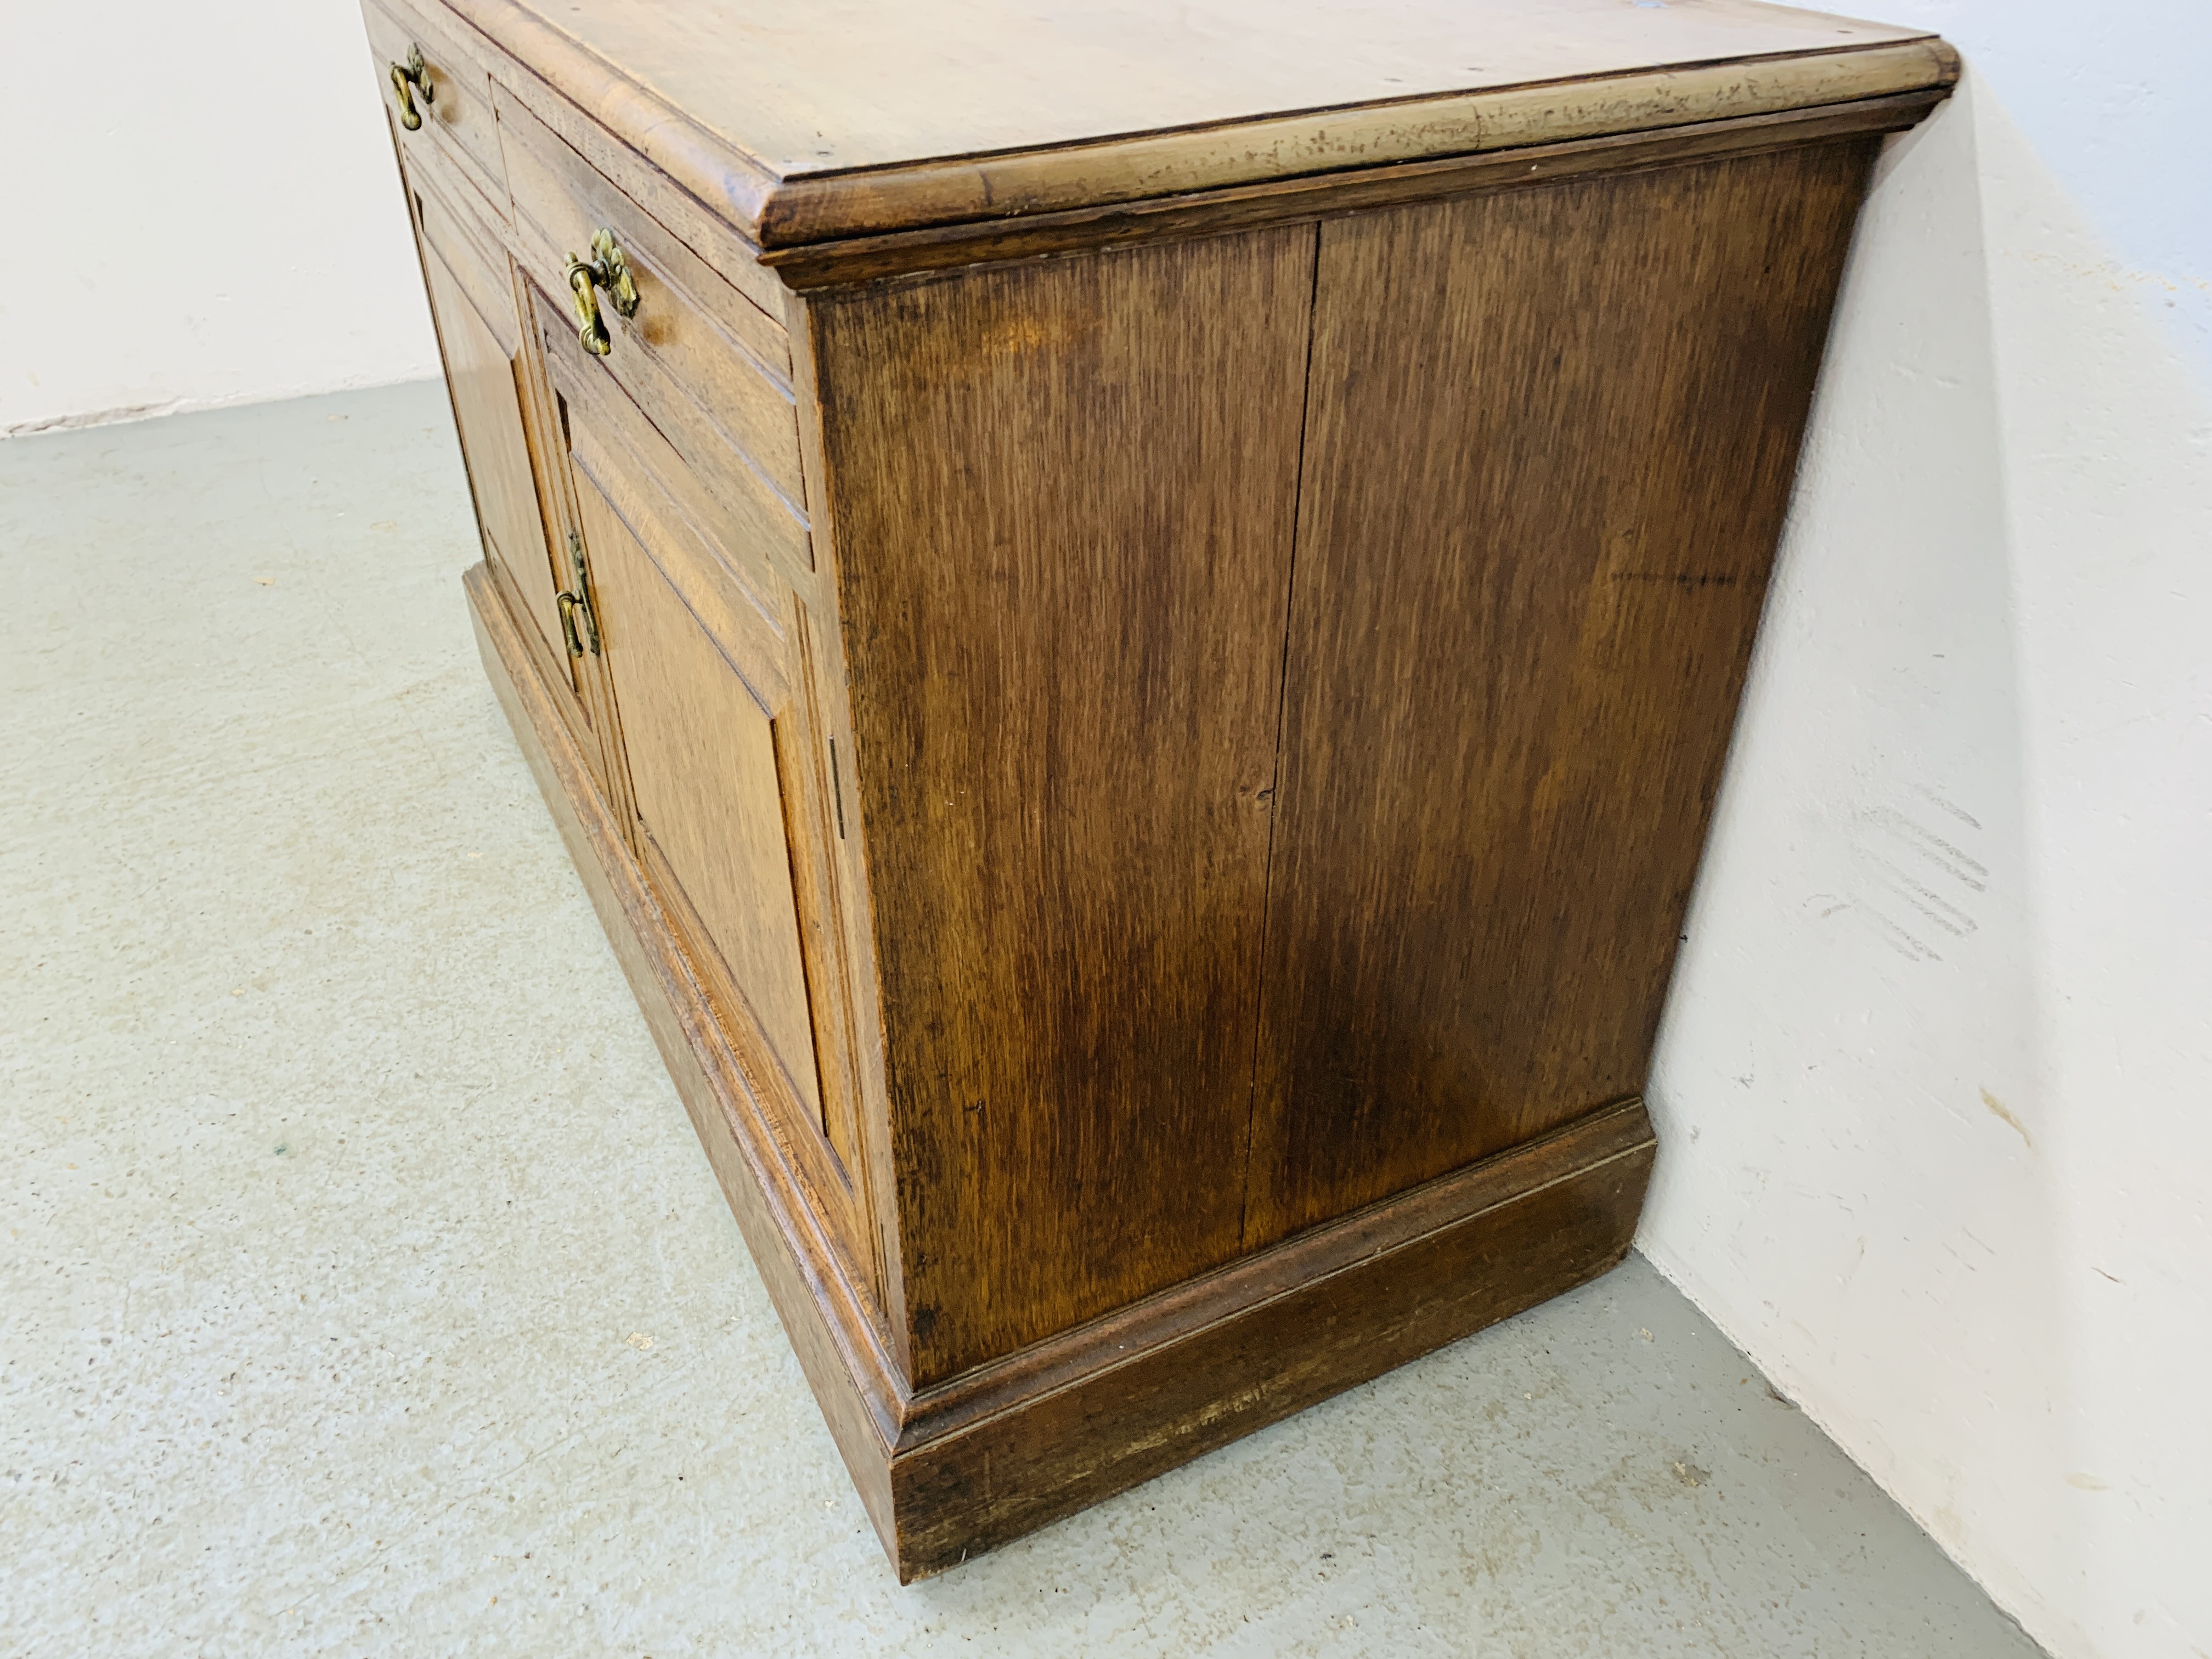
left=1641, top=5, right=2212, bottom=1659
left=0, top=2, right=437, bottom=435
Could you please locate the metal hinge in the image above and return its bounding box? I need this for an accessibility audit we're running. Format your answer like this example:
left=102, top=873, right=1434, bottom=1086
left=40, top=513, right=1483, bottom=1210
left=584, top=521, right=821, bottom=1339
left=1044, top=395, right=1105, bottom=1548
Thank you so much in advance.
left=556, top=531, right=600, bottom=657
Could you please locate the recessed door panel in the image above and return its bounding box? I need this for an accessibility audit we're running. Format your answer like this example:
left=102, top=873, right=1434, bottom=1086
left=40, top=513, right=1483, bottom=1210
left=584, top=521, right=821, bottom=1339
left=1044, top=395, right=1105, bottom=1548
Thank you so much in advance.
left=572, top=470, right=826, bottom=1125
left=412, top=185, right=566, bottom=678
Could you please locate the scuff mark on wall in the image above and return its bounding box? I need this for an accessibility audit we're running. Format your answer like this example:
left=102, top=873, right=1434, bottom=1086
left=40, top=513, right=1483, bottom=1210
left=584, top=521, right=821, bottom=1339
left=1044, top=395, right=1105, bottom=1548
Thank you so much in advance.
left=1979, top=1087, right=2031, bottom=1149
left=1853, top=797, right=1989, bottom=963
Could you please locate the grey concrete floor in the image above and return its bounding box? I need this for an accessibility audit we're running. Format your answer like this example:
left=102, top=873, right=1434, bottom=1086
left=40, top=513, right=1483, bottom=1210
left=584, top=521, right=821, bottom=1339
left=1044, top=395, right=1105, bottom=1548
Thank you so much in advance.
left=1, top=382, right=2042, bottom=1658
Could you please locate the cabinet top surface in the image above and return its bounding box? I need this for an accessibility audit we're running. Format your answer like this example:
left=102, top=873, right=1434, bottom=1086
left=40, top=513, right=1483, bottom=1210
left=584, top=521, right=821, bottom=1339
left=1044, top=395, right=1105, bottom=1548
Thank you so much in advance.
left=448, top=0, right=1950, bottom=245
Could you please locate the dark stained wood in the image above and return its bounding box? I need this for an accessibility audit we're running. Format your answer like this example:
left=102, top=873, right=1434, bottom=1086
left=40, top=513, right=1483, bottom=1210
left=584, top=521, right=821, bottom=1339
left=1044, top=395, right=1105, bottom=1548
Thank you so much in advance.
left=572, top=297, right=815, bottom=583
left=496, top=88, right=805, bottom=504
left=442, top=0, right=1953, bottom=248
left=893, top=1094, right=1651, bottom=1444
left=781, top=292, right=910, bottom=1333
left=485, top=43, right=794, bottom=330
left=471, top=556, right=1655, bottom=1585
left=1244, top=141, right=1878, bottom=1246
left=807, top=228, right=1315, bottom=1384
left=529, top=280, right=789, bottom=624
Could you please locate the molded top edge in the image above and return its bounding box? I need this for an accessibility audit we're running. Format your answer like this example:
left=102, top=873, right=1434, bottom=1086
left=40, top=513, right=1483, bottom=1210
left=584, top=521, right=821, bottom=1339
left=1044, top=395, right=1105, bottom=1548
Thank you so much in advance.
left=447, top=0, right=1955, bottom=246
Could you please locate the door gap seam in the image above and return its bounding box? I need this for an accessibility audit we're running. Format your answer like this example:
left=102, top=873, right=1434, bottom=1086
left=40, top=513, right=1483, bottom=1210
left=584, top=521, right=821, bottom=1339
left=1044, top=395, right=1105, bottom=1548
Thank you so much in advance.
left=1237, top=221, right=1324, bottom=1255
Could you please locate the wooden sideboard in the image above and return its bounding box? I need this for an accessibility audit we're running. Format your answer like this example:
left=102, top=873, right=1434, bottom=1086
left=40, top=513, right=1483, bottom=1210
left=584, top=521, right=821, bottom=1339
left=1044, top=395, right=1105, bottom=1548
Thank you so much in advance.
left=362, top=0, right=1955, bottom=1578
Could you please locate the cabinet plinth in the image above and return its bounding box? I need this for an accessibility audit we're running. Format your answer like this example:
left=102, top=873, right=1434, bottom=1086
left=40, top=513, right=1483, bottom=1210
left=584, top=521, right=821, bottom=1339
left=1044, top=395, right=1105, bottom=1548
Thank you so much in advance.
left=369, top=0, right=1955, bottom=1578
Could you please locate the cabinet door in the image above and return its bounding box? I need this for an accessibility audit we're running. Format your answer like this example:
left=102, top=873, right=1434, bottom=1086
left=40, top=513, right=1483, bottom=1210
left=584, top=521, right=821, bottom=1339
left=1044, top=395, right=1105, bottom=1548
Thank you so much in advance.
left=406, top=167, right=621, bottom=793
left=408, top=176, right=559, bottom=650
left=536, top=305, right=873, bottom=1267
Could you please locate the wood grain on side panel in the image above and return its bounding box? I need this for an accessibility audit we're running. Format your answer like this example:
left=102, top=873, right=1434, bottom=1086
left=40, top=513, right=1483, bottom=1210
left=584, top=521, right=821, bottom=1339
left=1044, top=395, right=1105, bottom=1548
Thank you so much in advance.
left=809, top=228, right=1316, bottom=1385
left=471, top=554, right=1660, bottom=1582
left=1245, top=142, right=1878, bottom=1245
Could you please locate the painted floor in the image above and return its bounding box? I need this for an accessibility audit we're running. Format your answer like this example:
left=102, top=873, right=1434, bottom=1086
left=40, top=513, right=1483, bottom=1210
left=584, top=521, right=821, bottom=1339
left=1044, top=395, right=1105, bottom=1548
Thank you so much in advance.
left=1, top=383, right=2045, bottom=1657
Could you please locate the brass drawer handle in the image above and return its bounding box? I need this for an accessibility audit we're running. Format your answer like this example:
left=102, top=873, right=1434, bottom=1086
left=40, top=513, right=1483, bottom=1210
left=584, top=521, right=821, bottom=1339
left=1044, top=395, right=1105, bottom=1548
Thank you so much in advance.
left=388, top=44, right=433, bottom=131
left=557, top=532, right=601, bottom=656
left=565, top=229, right=640, bottom=357
left=556, top=590, right=588, bottom=656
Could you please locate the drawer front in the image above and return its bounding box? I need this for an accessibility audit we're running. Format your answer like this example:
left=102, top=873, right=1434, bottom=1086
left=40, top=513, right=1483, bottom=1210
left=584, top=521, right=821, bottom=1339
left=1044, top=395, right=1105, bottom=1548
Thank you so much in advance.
left=496, top=89, right=812, bottom=579
left=487, top=65, right=797, bottom=352
left=532, top=282, right=793, bottom=712
left=363, top=0, right=507, bottom=216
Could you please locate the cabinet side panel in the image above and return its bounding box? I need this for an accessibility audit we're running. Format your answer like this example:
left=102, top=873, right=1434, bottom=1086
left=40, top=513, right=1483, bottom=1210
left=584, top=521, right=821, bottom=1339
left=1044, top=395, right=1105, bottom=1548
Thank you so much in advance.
left=811, top=228, right=1314, bottom=1384
left=1248, top=142, right=1876, bottom=1244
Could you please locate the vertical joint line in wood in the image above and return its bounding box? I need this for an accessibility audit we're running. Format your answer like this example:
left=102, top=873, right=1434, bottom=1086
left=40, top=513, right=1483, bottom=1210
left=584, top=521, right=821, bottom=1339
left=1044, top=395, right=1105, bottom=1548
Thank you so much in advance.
left=829, top=737, right=847, bottom=838
left=766, top=711, right=840, bottom=1148
left=1237, top=219, right=1325, bottom=1253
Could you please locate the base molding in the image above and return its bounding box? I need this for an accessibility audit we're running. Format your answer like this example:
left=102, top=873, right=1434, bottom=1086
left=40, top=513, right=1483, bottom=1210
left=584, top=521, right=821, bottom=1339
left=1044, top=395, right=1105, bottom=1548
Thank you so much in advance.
left=468, top=563, right=1656, bottom=1581
left=888, top=1098, right=1653, bottom=1575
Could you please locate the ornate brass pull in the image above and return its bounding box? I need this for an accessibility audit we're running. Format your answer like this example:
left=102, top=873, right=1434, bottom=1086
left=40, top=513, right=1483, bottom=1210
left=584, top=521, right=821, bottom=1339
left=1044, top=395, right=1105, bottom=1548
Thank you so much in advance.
left=565, top=229, right=640, bottom=357
left=388, top=44, right=433, bottom=131
left=557, top=532, right=601, bottom=656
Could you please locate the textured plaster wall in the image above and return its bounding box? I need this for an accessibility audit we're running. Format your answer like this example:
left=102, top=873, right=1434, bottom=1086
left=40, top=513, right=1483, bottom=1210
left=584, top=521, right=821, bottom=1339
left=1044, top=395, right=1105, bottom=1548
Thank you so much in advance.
left=0, top=2, right=437, bottom=435
left=1640, top=7, right=2212, bottom=1659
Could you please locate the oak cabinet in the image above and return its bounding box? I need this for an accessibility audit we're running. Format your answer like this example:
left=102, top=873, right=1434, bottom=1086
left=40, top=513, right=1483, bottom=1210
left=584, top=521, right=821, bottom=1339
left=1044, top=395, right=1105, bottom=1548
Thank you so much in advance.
left=364, top=0, right=1956, bottom=1579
